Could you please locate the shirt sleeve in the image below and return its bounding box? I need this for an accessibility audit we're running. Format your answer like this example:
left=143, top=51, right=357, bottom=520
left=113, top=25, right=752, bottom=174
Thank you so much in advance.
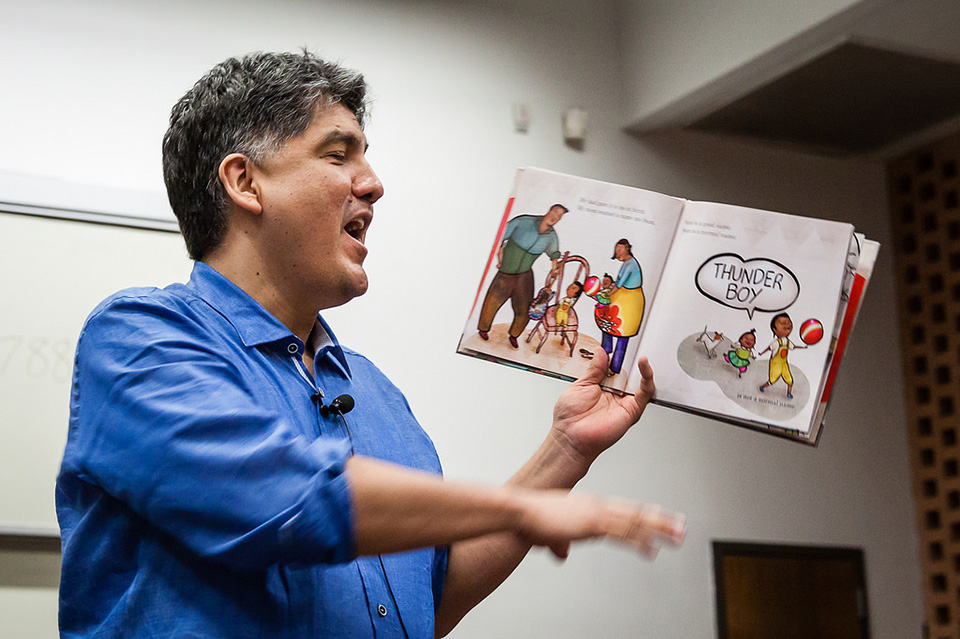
left=503, top=216, right=520, bottom=242
left=546, top=229, right=561, bottom=260
left=66, top=295, right=356, bottom=571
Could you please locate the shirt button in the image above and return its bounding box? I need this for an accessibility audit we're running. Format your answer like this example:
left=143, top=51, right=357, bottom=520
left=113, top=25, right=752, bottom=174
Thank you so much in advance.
left=377, top=604, right=387, bottom=618
left=287, top=343, right=299, bottom=354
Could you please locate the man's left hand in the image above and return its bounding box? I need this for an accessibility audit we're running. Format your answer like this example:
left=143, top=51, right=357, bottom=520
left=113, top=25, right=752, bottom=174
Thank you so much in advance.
left=549, top=349, right=655, bottom=473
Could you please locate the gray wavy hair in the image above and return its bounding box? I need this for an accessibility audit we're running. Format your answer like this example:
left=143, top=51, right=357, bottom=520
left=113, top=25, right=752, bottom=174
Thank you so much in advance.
left=162, top=50, right=368, bottom=260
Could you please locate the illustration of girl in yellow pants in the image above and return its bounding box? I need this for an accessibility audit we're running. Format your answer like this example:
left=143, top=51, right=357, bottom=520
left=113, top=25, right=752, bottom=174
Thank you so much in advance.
left=758, top=313, right=806, bottom=399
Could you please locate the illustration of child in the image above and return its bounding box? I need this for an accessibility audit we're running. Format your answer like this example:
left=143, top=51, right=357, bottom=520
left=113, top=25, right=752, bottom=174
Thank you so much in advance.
left=758, top=313, right=807, bottom=398
left=723, top=328, right=757, bottom=377
left=528, top=286, right=554, bottom=321
left=528, top=268, right=559, bottom=321
left=596, top=274, right=614, bottom=306
left=555, top=281, right=583, bottom=327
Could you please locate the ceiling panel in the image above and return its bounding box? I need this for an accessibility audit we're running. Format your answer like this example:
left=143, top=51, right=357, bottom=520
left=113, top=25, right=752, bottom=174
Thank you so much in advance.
left=687, top=42, right=960, bottom=155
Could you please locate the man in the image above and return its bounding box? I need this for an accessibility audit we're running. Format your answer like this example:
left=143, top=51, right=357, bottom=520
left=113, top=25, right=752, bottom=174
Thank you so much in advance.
left=56, top=51, right=684, bottom=638
left=477, top=204, right=567, bottom=347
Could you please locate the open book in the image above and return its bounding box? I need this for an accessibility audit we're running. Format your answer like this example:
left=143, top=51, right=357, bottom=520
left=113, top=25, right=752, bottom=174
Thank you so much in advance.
left=457, top=168, right=879, bottom=444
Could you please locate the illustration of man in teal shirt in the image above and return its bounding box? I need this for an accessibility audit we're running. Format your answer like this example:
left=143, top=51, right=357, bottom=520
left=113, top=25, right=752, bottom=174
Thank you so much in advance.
left=478, top=204, right=566, bottom=347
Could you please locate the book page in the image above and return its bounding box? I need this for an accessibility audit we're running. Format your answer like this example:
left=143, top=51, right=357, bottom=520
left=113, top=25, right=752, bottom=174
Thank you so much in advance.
left=632, top=201, right=853, bottom=434
left=458, top=168, right=684, bottom=387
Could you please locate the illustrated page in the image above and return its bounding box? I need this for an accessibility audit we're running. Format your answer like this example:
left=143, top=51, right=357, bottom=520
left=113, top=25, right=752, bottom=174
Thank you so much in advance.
left=459, top=168, right=685, bottom=387
left=630, top=200, right=853, bottom=433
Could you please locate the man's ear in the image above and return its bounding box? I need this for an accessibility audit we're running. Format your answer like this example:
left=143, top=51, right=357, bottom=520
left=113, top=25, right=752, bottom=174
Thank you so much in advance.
left=219, top=153, right=262, bottom=215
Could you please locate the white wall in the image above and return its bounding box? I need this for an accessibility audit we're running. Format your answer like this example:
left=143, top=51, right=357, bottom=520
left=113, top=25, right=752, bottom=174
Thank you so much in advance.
left=0, top=0, right=921, bottom=637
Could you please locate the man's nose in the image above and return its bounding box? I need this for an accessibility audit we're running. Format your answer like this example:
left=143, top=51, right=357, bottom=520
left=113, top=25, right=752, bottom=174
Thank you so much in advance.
left=355, top=160, right=384, bottom=204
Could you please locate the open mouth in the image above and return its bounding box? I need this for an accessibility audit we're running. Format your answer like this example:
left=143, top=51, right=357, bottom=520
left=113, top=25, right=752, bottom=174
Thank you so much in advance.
left=344, top=216, right=368, bottom=242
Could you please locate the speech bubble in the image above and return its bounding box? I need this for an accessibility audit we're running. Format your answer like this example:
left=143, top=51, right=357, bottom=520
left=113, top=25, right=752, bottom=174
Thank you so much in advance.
left=695, top=253, right=800, bottom=319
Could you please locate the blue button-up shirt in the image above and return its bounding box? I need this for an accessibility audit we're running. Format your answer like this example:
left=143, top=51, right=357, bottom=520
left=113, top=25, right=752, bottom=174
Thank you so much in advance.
left=57, top=262, right=446, bottom=638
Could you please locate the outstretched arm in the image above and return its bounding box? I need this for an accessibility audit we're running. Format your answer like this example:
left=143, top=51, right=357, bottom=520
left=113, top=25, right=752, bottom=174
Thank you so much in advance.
left=347, top=454, right=683, bottom=560
left=433, top=351, right=684, bottom=636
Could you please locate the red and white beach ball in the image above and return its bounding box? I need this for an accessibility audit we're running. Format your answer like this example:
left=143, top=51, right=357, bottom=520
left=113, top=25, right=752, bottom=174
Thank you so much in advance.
left=583, top=275, right=601, bottom=297
left=800, top=318, right=823, bottom=345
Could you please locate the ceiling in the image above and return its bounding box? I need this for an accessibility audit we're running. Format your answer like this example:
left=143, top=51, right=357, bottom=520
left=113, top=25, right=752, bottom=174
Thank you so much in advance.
left=633, top=0, right=960, bottom=158
left=687, top=41, right=960, bottom=156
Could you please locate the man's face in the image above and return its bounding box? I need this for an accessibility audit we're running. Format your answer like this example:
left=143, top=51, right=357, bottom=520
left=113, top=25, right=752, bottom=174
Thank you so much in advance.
left=543, top=206, right=566, bottom=228
left=251, top=103, right=383, bottom=309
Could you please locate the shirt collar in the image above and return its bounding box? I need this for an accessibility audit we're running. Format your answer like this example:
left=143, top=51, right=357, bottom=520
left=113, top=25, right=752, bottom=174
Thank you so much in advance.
left=187, top=262, right=351, bottom=377
left=310, top=316, right=352, bottom=378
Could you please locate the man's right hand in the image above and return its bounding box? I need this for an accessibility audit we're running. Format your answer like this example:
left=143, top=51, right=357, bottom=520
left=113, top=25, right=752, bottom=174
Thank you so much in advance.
left=346, top=456, right=684, bottom=560
left=514, top=488, right=685, bottom=559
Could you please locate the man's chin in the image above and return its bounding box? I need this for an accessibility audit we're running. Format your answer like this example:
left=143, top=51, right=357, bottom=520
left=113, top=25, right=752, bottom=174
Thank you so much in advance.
left=316, top=273, right=368, bottom=311
left=351, top=277, right=369, bottom=299
left=352, top=267, right=369, bottom=294
left=342, top=275, right=371, bottom=303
